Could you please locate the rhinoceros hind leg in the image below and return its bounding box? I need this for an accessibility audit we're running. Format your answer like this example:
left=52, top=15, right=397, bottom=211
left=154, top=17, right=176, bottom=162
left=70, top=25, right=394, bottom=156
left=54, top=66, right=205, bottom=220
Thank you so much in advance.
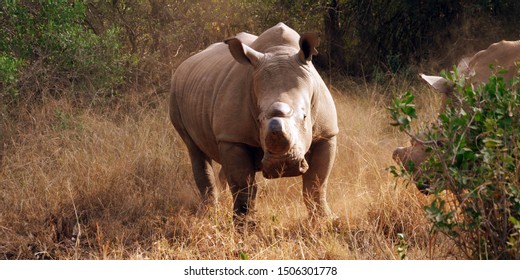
left=302, top=136, right=336, bottom=219
left=216, top=165, right=228, bottom=190
left=170, top=98, right=218, bottom=208
left=186, top=147, right=218, bottom=207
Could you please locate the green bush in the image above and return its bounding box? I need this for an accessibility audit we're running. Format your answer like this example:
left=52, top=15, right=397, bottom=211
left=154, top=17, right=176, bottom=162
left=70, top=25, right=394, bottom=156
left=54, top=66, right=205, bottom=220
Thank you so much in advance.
left=0, top=0, right=126, bottom=100
left=389, top=67, right=520, bottom=259
left=0, top=54, right=23, bottom=96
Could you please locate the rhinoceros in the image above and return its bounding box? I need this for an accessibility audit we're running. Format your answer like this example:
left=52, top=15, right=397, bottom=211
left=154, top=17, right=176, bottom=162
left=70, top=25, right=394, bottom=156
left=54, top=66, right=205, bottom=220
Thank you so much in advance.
left=393, top=40, right=520, bottom=194
left=169, top=23, right=338, bottom=225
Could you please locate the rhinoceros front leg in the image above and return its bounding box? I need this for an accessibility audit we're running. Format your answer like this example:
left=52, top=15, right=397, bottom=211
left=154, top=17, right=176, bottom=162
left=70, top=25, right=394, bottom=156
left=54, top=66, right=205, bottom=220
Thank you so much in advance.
left=218, top=142, right=258, bottom=226
left=302, top=136, right=337, bottom=219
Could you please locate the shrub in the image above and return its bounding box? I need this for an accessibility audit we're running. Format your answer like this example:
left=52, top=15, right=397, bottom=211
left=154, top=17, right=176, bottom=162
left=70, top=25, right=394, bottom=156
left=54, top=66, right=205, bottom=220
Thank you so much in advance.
left=0, top=0, right=126, bottom=101
left=0, top=54, right=24, bottom=97
left=389, top=67, right=520, bottom=259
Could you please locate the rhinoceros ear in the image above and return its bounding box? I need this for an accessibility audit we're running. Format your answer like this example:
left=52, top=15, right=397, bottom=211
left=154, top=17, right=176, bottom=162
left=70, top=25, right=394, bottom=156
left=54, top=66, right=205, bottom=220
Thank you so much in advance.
left=224, top=37, right=264, bottom=67
left=298, top=32, right=320, bottom=63
left=420, top=74, right=454, bottom=94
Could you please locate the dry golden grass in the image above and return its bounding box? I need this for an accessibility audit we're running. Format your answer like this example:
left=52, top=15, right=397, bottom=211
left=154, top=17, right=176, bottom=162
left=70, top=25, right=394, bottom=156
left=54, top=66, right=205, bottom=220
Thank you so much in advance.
left=0, top=80, right=462, bottom=260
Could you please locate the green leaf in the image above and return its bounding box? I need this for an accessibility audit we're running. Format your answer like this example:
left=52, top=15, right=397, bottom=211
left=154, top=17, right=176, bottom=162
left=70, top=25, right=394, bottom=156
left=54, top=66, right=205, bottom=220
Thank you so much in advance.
left=483, top=138, right=502, bottom=148
left=398, top=116, right=409, bottom=126
left=239, top=251, right=249, bottom=260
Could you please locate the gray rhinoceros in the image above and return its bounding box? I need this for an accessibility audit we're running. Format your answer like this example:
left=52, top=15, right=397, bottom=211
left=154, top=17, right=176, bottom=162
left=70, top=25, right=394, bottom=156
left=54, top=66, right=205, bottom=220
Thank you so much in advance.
left=169, top=23, right=338, bottom=225
left=393, top=40, right=520, bottom=194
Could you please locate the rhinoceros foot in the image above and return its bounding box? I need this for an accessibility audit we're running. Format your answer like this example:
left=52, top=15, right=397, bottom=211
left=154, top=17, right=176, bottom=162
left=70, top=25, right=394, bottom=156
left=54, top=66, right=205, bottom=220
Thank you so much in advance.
left=261, top=152, right=309, bottom=179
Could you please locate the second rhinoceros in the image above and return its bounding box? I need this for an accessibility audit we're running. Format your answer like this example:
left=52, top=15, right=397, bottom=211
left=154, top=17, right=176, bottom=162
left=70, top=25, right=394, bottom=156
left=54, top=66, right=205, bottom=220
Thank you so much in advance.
left=393, top=40, right=520, bottom=194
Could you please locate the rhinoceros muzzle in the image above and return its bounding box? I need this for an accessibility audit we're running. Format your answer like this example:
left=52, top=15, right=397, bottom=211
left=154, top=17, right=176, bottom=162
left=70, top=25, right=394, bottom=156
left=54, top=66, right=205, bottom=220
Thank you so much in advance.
left=264, top=118, right=291, bottom=154
left=261, top=153, right=309, bottom=179
left=260, top=102, right=309, bottom=178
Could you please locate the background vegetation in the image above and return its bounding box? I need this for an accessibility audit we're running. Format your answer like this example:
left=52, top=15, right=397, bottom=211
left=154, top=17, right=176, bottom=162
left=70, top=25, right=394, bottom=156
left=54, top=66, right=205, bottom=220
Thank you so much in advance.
left=1, top=0, right=519, bottom=259
left=390, top=71, right=520, bottom=259
left=2, top=0, right=520, bottom=102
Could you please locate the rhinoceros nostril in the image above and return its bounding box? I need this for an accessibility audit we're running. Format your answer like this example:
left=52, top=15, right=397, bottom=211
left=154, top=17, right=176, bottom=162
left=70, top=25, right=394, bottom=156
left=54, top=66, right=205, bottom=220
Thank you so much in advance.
left=392, top=147, right=404, bottom=161
left=299, top=158, right=309, bottom=173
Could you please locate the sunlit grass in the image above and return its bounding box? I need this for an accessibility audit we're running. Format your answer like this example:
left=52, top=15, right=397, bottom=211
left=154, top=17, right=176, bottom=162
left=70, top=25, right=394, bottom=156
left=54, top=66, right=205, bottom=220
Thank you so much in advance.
left=0, top=79, right=460, bottom=259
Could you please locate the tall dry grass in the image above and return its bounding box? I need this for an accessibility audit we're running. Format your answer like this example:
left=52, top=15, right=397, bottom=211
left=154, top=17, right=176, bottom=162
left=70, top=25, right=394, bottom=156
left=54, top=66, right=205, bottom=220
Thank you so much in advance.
left=0, top=79, right=462, bottom=259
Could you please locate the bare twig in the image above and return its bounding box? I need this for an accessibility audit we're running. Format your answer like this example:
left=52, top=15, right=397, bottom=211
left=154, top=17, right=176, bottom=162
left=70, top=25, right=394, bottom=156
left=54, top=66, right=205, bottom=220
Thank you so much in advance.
left=450, top=112, right=476, bottom=165
left=173, top=44, right=183, bottom=58
left=402, top=129, right=438, bottom=145
left=67, top=183, right=81, bottom=260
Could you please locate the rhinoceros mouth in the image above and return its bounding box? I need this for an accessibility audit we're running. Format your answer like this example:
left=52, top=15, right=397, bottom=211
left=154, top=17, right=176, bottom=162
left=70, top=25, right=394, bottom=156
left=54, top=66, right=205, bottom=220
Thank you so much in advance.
left=260, top=151, right=309, bottom=179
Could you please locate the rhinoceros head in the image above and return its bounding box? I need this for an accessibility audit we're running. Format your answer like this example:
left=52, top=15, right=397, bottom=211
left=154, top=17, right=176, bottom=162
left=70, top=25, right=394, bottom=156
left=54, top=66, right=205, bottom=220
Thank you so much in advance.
left=392, top=138, right=431, bottom=194
left=225, top=33, right=321, bottom=178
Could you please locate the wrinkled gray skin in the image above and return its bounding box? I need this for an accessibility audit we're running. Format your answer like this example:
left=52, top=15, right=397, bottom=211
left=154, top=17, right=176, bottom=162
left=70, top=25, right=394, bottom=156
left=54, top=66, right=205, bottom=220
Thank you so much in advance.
left=169, top=23, right=338, bottom=225
left=393, top=40, right=520, bottom=194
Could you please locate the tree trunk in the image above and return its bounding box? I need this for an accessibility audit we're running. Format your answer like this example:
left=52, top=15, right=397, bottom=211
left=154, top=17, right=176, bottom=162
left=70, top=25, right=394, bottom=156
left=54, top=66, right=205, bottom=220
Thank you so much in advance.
left=324, top=0, right=347, bottom=73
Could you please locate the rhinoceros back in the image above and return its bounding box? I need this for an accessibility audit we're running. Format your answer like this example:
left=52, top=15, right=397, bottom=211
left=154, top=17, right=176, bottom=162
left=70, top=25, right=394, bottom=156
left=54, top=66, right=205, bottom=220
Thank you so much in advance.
left=170, top=40, right=260, bottom=162
left=467, top=40, right=520, bottom=84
